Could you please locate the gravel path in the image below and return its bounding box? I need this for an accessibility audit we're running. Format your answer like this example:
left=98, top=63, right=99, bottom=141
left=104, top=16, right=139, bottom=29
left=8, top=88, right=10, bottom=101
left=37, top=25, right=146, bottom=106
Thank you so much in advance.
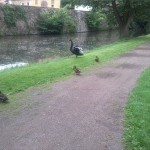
left=0, top=43, right=150, bottom=150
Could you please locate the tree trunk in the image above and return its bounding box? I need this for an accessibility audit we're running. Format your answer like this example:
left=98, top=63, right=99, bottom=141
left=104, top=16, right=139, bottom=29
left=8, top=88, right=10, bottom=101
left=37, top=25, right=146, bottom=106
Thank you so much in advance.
left=119, top=23, right=130, bottom=38
left=111, top=0, right=133, bottom=38
left=119, top=15, right=133, bottom=38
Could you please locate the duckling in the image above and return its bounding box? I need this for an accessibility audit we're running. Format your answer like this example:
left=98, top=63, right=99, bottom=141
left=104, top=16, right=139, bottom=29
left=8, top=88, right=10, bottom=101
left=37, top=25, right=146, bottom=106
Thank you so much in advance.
left=0, top=91, right=8, bottom=102
left=73, top=66, right=81, bottom=75
left=95, top=56, right=100, bottom=62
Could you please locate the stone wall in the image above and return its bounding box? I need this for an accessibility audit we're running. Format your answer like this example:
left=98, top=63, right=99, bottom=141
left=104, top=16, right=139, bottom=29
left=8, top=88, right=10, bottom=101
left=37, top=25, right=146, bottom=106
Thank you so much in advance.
left=0, top=5, right=89, bottom=36
left=70, top=10, right=88, bottom=33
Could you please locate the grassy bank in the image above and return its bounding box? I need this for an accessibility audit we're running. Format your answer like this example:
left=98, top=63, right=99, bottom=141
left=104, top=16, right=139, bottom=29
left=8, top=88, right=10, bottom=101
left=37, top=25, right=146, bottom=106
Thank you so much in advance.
left=124, top=67, right=150, bottom=150
left=0, top=35, right=150, bottom=96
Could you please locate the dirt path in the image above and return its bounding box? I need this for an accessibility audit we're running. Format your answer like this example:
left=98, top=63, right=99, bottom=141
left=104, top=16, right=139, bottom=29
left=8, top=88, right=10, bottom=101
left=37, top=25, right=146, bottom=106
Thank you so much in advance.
left=0, top=43, right=150, bottom=150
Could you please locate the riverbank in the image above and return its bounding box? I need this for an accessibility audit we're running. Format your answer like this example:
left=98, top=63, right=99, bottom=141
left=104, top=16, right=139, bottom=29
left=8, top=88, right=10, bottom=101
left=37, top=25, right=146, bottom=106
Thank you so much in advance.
left=0, top=30, right=119, bottom=67
left=0, top=35, right=150, bottom=97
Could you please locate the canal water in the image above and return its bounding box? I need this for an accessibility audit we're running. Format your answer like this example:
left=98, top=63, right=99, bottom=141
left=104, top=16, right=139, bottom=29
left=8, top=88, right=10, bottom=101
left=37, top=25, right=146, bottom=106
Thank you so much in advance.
left=0, top=30, right=119, bottom=71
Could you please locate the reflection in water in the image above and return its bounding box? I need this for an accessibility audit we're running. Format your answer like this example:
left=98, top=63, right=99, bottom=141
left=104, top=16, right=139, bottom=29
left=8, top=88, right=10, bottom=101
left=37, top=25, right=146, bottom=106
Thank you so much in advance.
left=0, top=30, right=119, bottom=70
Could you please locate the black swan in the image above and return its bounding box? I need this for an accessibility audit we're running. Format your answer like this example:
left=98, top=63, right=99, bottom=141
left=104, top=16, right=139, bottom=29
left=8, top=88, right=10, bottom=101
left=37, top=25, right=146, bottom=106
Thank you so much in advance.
left=73, top=66, right=81, bottom=75
left=69, top=39, right=83, bottom=58
left=95, top=56, right=100, bottom=62
left=0, top=91, right=8, bottom=102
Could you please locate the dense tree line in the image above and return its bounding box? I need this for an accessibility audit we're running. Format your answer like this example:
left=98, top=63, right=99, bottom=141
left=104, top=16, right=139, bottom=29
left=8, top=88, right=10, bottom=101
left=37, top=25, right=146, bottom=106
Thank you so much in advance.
left=61, top=0, right=150, bottom=38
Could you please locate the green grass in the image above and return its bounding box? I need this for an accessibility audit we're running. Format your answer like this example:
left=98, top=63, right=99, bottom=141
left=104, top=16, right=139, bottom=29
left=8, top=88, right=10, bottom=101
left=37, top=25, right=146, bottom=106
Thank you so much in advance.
left=0, top=35, right=150, bottom=96
left=124, top=67, right=150, bottom=150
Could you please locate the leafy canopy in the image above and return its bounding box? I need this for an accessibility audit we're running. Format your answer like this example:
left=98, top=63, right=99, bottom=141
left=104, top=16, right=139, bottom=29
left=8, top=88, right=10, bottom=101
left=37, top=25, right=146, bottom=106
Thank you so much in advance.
left=62, top=0, right=150, bottom=27
left=69, top=0, right=150, bottom=22
left=67, top=0, right=150, bottom=37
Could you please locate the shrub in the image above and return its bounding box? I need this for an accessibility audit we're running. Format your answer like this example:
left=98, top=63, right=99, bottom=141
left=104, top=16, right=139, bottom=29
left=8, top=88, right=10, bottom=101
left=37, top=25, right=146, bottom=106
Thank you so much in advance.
left=2, top=4, right=26, bottom=27
left=38, top=8, right=76, bottom=34
left=86, top=10, right=105, bottom=31
left=105, top=11, right=118, bottom=29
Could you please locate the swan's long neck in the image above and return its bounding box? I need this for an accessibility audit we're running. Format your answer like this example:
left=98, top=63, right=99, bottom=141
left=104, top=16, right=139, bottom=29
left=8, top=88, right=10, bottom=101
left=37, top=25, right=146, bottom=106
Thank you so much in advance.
left=70, top=40, right=73, bottom=52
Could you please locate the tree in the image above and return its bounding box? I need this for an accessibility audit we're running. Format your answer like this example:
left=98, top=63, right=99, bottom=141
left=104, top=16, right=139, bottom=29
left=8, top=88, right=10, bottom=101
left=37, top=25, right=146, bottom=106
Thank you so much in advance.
left=61, top=0, right=71, bottom=8
left=61, top=0, right=80, bottom=8
left=71, top=0, right=150, bottom=38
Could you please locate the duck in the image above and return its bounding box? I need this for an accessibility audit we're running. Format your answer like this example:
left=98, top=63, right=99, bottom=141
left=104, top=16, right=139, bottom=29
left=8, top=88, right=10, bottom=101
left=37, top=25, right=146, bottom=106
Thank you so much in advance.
left=73, top=66, right=81, bottom=75
left=0, top=91, right=8, bottom=102
left=95, top=56, right=100, bottom=62
left=69, top=39, right=83, bottom=58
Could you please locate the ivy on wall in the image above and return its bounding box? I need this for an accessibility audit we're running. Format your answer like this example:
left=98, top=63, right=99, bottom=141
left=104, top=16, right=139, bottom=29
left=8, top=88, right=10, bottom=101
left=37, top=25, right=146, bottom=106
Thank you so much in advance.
left=2, top=4, right=26, bottom=27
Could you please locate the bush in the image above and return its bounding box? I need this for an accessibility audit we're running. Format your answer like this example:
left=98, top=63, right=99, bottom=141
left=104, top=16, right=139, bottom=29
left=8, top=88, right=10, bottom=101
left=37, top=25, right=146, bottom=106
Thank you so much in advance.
left=105, top=11, right=118, bottom=29
left=86, top=10, right=105, bottom=31
left=38, top=8, right=76, bottom=34
left=2, top=4, right=26, bottom=27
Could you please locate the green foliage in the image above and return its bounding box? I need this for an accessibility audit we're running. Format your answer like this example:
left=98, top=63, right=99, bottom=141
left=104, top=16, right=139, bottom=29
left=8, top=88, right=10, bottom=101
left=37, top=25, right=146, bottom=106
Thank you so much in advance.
left=86, top=10, right=105, bottom=30
left=70, top=0, right=150, bottom=37
left=61, top=0, right=79, bottom=8
left=104, top=10, right=118, bottom=29
left=2, top=4, right=26, bottom=27
left=130, top=1, right=150, bottom=35
left=124, top=67, right=150, bottom=149
left=61, top=0, right=71, bottom=8
left=38, top=8, right=76, bottom=34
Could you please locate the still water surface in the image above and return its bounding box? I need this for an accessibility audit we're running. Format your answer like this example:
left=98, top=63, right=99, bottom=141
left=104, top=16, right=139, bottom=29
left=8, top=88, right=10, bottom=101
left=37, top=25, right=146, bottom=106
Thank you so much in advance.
left=0, top=30, right=119, bottom=71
